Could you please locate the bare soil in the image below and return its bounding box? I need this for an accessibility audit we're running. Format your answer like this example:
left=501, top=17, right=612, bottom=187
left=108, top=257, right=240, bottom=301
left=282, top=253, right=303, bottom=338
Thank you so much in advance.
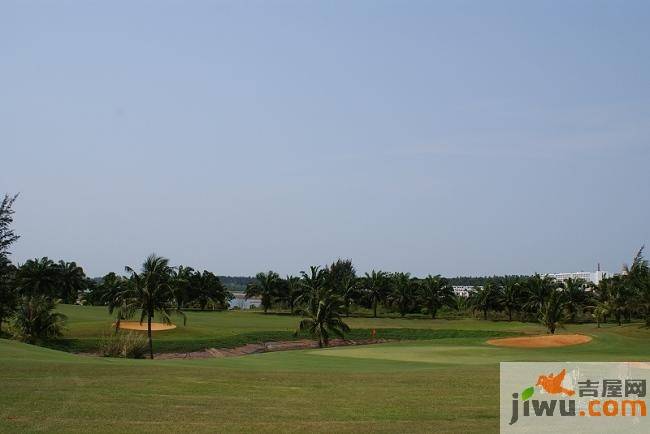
left=155, top=338, right=390, bottom=359
left=115, top=321, right=177, bottom=331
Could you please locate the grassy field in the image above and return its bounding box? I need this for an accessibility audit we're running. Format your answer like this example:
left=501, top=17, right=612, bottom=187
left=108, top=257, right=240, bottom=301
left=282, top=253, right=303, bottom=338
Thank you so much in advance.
left=53, top=304, right=538, bottom=352
left=1, top=306, right=649, bottom=433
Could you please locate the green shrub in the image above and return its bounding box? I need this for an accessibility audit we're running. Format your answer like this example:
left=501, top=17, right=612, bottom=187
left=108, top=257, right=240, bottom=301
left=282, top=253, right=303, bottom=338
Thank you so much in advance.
left=99, top=331, right=148, bottom=359
left=12, top=296, right=67, bottom=344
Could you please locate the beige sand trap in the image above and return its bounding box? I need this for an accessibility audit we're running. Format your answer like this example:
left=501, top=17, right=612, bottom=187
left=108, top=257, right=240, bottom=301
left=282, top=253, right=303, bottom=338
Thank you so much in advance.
left=115, top=321, right=176, bottom=331
left=486, top=334, right=592, bottom=348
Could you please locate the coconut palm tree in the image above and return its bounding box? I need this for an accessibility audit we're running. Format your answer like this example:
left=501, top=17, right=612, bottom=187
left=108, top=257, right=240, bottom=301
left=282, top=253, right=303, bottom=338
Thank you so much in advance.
left=245, top=271, right=280, bottom=313
left=562, top=278, right=587, bottom=323
left=592, top=300, right=612, bottom=328
left=469, top=283, right=502, bottom=320
left=339, top=276, right=358, bottom=317
left=523, top=274, right=556, bottom=313
left=609, top=275, right=633, bottom=326
left=296, top=291, right=350, bottom=348
left=56, top=260, right=87, bottom=304
left=171, top=265, right=195, bottom=308
left=16, top=257, right=59, bottom=298
left=501, top=279, right=522, bottom=321
left=100, top=272, right=133, bottom=333
left=283, top=275, right=302, bottom=315
left=539, top=288, right=567, bottom=334
left=362, top=270, right=387, bottom=318
left=389, top=272, right=416, bottom=317
left=123, top=254, right=185, bottom=359
left=192, top=271, right=230, bottom=310
left=299, top=266, right=328, bottom=301
left=420, top=274, right=455, bottom=319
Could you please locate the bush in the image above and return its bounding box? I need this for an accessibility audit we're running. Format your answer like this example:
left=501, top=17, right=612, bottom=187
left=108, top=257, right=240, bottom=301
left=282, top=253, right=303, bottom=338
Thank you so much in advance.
left=12, top=296, right=67, bottom=344
left=99, top=331, right=148, bottom=359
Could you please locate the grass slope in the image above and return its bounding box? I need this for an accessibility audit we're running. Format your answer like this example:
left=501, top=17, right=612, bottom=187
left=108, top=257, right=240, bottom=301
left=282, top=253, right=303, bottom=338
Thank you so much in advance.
left=1, top=306, right=649, bottom=433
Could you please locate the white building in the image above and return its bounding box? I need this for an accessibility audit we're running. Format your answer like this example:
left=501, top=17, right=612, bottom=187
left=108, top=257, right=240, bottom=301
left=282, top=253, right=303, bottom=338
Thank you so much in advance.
left=228, top=293, right=262, bottom=309
left=452, top=286, right=481, bottom=297
left=544, top=269, right=610, bottom=285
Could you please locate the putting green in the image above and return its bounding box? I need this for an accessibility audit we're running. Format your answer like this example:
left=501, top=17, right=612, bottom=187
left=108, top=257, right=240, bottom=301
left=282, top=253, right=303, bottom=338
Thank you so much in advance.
left=310, top=343, right=503, bottom=365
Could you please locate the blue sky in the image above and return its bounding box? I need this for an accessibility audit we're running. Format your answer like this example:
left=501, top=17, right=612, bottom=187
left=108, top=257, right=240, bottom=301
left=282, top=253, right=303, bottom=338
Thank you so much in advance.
left=2, top=1, right=649, bottom=277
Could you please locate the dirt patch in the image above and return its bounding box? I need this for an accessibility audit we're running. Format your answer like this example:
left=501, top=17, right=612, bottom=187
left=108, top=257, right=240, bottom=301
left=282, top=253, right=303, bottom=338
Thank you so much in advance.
left=115, top=321, right=176, bottom=331
left=155, top=338, right=390, bottom=360
left=486, top=334, right=592, bottom=348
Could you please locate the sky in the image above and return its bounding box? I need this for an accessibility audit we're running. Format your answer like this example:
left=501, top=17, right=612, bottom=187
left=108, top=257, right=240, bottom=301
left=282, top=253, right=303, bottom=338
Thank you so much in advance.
left=1, top=0, right=649, bottom=278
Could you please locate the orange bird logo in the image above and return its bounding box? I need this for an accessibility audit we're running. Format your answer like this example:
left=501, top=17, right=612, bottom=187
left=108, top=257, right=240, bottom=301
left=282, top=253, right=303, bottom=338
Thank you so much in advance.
left=536, top=369, right=575, bottom=396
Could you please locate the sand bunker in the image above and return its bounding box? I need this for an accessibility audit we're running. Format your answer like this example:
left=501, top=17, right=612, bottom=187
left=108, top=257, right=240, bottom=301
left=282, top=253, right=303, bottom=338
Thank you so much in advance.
left=115, top=321, right=176, bottom=331
left=486, top=334, right=592, bottom=348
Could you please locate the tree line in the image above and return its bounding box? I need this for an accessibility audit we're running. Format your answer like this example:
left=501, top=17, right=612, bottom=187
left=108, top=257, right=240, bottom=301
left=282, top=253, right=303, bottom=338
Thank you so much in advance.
left=1, top=192, right=649, bottom=356
left=245, top=252, right=650, bottom=335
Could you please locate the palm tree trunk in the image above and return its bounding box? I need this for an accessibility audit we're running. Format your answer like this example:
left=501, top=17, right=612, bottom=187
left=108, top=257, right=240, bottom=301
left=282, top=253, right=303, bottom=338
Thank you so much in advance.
left=147, top=312, right=153, bottom=359
left=508, top=309, right=512, bottom=322
left=431, top=306, right=437, bottom=319
left=373, top=298, right=377, bottom=318
left=483, top=309, right=487, bottom=320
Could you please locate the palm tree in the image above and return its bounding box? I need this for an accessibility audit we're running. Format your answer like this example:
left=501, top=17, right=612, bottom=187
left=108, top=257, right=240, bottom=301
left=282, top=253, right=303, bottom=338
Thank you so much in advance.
left=501, top=279, right=522, bottom=321
left=469, top=283, right=502, bottom=320
left=539, top=288, right=567, bottom=334
left=389, top=272, right=416, bottom=317
left=16, top=257, right=59, bottom=298
left=171, top=265, right=195, bottom=308
left=123, top=254, right=185, bottom=359
left=362, top=270, right=387, bottom=318
left=100, top=272, right=133, bottom=333
left=593, top=300, right=612, bottom=328
left=283, top=275, right=302, bottom=315
left=420, top=274, right=455, bottom=319
left=608, top=275, right=632, bottom=326
left=245, top=271, right=280, bottom=313
left=300, top=265, right=327, bottom=291
left=56, top=260, right=87, bottom=304
left=562, top=278, right=587, bottom=323
left=12, top=295, right=67, bottom=343
left=340, top=276, right=357, bottom=317
left=523, top=274, right=556, bottom=314
left=296, top=291, right=350, bottom=348
left=192, top=271, right=230, bottom=310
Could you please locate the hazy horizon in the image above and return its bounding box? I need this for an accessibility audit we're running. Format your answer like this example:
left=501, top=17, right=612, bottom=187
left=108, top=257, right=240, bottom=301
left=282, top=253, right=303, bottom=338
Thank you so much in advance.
left=2, top=1, right=649, bottom=277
